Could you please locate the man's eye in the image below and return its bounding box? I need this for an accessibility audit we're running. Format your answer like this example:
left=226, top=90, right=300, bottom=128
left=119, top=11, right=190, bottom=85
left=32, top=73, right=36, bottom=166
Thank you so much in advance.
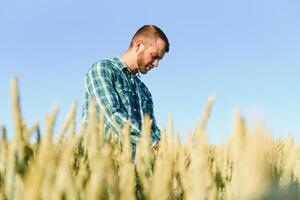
left=152, top=54, right=159, bottom=59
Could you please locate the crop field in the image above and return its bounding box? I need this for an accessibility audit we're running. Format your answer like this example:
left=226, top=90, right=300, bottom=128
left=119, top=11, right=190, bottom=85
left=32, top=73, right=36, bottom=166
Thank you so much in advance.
left=0, top=78, right=299, bottom=199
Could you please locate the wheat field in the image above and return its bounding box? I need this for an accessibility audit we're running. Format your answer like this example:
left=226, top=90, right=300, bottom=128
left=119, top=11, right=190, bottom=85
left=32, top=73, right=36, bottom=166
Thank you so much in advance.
left=0, top=78, right=299, bottom=200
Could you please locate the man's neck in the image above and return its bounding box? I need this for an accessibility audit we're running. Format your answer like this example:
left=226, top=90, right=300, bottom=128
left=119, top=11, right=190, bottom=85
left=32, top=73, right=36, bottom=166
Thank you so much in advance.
left=121, top=52, right=138, bottom=75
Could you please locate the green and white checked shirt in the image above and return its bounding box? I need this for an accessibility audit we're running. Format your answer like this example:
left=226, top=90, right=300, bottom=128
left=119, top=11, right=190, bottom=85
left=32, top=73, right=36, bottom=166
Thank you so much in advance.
left=82, top=57, right=160, bottom=146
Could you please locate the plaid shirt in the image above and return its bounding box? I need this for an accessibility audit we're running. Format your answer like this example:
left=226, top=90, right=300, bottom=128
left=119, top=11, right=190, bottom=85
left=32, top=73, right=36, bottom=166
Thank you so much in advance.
left=82, top=57, right=160, bottom=146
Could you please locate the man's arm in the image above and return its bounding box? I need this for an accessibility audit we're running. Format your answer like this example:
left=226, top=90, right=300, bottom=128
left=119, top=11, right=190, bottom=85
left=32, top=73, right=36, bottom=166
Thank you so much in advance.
left=150, top=116, right=161, bottom=147
left=138, top=82, right=161, bottom=146
left=87, top=62, right=141, bottom=144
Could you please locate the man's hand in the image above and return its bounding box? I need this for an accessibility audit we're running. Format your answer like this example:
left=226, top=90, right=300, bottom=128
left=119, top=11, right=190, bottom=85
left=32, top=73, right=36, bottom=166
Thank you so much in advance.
left=151, top=142, right=160, bottom=153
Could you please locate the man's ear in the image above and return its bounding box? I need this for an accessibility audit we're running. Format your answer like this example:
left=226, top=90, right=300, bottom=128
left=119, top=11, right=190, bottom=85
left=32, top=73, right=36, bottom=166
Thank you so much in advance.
left=134, top=39, right=144, bottom=53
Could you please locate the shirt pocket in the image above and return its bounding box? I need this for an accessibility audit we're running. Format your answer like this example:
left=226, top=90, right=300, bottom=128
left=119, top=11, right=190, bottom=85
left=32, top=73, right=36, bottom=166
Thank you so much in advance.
left=114, top=81, right=131, bottom=108
left=140, top=95, right=153, bottom=115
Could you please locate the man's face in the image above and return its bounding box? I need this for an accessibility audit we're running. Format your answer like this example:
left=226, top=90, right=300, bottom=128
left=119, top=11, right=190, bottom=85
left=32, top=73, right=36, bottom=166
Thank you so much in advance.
left=137, top=38, right=166, bottom=74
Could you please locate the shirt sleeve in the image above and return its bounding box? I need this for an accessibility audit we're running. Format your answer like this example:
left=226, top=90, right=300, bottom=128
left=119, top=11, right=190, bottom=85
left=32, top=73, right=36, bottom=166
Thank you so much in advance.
left=148, top=100, right=161, bottom=147
left=150, top=116, right=161, bottom=147
left=138, top=81, right=161, bottom=146
left=87, top=62, right=141, bottom=144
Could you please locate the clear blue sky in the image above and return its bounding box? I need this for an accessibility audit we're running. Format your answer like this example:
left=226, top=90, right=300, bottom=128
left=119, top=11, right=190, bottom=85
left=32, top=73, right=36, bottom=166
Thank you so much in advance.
left=1, top=0, right=300, bottom=144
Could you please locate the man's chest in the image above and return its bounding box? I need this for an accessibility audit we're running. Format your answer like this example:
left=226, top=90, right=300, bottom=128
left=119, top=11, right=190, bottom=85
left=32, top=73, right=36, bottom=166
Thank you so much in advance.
left=113, top=72, right=151, bottom=109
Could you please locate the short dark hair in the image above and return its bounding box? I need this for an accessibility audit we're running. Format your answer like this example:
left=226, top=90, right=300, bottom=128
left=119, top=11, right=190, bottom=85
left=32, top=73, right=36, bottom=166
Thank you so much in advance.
left=129, top=25, right=170, bottom=53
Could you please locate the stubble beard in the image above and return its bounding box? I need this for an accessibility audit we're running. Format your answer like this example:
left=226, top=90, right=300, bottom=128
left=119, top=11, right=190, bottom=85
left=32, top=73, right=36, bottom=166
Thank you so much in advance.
left=137, top=50, right=148, bottom=74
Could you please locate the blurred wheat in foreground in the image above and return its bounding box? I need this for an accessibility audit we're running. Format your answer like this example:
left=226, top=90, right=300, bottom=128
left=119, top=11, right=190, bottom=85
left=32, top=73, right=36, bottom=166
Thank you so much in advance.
left=0, top=78, right=300, bottom=200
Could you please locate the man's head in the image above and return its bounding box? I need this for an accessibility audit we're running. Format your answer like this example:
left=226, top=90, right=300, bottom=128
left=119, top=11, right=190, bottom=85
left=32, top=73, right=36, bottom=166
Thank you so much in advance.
left=128, top=25, right=169, bottom=74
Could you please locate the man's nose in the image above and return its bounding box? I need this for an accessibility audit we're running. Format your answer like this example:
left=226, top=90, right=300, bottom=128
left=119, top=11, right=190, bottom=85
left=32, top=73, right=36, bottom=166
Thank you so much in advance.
left=153, top=59, right=159, bottom=67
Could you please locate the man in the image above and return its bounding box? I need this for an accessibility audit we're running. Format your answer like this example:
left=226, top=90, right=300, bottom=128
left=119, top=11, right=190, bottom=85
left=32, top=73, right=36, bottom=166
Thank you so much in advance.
left=82, top=25, right=169, bottom=155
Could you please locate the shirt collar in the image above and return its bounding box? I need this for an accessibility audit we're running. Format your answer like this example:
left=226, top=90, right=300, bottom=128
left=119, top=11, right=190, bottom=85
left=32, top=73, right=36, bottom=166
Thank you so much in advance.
left=113, top=56, right=141, bottom=78
left=112, top=56, right=127, bottom=70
